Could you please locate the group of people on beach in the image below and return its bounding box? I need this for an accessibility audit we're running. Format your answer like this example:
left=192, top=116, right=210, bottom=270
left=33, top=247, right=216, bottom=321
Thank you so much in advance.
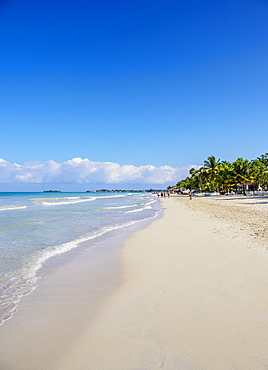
left=157, top=191, right=170, bottom=198
left=156, top=190, right=194, bottom=199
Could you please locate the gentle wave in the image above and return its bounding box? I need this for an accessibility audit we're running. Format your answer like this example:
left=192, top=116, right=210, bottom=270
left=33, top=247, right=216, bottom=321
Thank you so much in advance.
left=0, top=205, right=27, bottom=211
left=104, top=198, right=156, bottom=212
left=104, top=204, right=138, bottom=209
left=97, top=195, right=126, bottom=199
left=40, top=198, right=96, bottom=206
left=126, top=206, right=152, bottom=213
left=144, top=199, right=156, bottom=206
left=124, top=198, right=157, bottom=213
left=39, top=194, right=127, bottom=206
left=30, top=197, right=74, bottom=201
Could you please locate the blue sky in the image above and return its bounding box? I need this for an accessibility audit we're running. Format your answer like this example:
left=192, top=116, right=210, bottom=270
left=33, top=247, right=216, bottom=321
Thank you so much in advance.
left=1, top=0, right=268, bottom=190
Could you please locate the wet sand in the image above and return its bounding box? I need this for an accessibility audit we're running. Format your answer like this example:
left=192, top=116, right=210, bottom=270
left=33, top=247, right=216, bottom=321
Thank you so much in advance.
left=1, top=195, right=268, bottom=369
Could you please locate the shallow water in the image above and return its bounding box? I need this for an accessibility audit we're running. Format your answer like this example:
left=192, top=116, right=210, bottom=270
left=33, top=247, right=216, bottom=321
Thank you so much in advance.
left=0, top=191, right=160, bottom=325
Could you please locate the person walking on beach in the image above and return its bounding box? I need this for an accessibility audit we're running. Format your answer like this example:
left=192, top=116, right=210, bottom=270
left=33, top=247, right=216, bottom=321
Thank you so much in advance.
left=189, top=190, right=193, bottom=200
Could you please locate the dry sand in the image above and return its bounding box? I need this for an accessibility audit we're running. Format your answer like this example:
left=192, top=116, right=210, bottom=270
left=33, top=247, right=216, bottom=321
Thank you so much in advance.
left=1, top=195, right=268, bottom=369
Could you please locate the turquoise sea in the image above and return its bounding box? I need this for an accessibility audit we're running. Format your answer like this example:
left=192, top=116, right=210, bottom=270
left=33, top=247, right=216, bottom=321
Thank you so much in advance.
left=0, top=191, right=160, bottom=325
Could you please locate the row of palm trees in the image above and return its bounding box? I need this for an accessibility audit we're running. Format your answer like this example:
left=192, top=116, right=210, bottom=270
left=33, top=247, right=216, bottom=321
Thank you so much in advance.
left=172, top=154, right=268, bottom=195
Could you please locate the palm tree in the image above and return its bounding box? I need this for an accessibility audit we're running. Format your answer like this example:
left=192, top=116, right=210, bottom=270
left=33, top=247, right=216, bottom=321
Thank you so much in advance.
left=257, top=153, right=268, bottom=166
left=202, top=155, right=221, bottom=192
left=189, top=168, right=196, bottom=176
left=217, top=161, right=234, bottom=194
left=231, top=158, right=253, bottom=195
left=251, top=159, right=268, bottom=190
left=188, top=167, right=203, bottom=191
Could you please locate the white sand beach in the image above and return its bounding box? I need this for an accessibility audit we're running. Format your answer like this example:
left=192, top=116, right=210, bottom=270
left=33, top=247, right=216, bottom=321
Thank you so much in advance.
left=1, top=195, right=268, bottom=369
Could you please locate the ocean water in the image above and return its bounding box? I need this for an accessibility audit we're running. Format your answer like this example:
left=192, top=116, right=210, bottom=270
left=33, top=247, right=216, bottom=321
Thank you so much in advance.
left=0, top=191, right=160, bottom=325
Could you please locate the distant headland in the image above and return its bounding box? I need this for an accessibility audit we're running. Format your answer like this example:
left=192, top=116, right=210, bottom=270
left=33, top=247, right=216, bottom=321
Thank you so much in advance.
left=86, top=189, right=163, bottom=193
left=43, top=190, right=61, bottom=193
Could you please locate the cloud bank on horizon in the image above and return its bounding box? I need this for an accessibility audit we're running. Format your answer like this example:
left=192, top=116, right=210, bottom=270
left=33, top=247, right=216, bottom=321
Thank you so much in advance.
left=0, top=158, right=196, bottom=186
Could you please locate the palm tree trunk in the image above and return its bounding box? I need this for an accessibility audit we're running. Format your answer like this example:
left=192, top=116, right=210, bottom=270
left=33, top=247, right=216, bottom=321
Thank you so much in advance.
left=243, top=184, right=246, bottom=196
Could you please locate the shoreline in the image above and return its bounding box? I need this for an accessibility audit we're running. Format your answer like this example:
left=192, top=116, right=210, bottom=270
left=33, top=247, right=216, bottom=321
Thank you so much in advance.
left=0, top=195, right=161, bottom=327
left=1, top=196, right=268, bottom=369
left=0, top=205, right=162, bottom=369
left=0, top=225, right=125, bottom=369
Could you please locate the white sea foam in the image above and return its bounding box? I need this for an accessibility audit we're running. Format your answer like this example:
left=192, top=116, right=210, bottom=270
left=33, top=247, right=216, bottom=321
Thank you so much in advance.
left=0, top=205, right=27, bottom=211
left=30, top=197, right=71, bottom=201
left=144, top=199, right=157, bottom=206
left=104, top=204, right=138, bottom=209
left=97, top=195, right=126, bottom=199
left=40, top=198, right=96, bottom=206
left=124, top=199, right=156, bottom=213
left=126, top=206, right=152, bottom=213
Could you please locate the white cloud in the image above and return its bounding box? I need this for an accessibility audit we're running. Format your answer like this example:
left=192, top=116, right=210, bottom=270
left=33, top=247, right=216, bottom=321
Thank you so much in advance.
left=0, top=157, right=197, bottom=185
